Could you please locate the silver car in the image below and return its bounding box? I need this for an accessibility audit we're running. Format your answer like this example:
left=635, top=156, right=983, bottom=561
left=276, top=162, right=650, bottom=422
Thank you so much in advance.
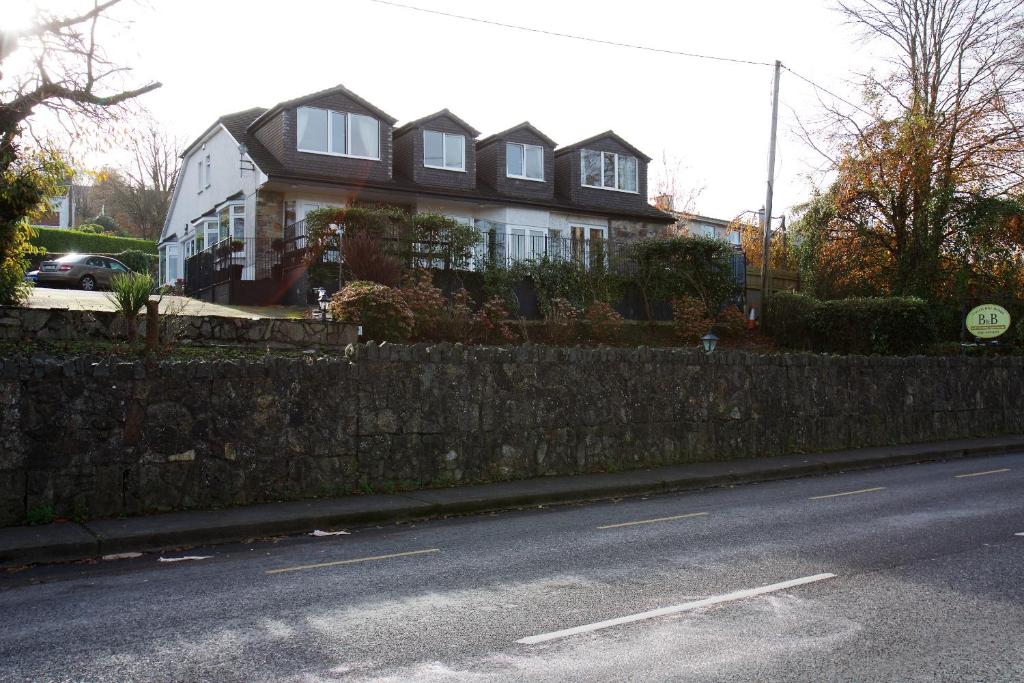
left=36, top=254, right=132, bottom=291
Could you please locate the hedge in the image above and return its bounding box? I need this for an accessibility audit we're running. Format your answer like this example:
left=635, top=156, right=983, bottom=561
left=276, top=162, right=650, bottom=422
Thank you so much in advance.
left=31, top=226, right=157, bottom=255
left=767, top=292, right=937, bottom=355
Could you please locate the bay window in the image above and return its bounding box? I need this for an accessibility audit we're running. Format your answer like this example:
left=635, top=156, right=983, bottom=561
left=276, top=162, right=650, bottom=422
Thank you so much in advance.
left=424, top=130, right=465, bottom=171
left=581, top=149, right=638, bottom=192
left=297, top=106, right=380, bottom=159
left=506, top=142, right=544, bottom=181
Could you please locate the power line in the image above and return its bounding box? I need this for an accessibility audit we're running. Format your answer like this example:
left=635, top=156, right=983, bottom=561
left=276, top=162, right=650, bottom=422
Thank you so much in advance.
left=368, top=0, right=775, bottom=68
left=782, top=65, right=872, bottom=116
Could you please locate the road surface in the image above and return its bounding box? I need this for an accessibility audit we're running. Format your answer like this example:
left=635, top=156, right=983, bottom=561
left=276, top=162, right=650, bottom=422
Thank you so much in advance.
left=1, top=452, right=1022, bottom=681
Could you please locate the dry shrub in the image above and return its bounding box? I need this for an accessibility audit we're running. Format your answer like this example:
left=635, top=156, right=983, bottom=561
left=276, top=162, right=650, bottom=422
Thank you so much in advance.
left=341, top=231, right=403, bottom=286
left=544, top=297, right=580, bottom=345
left=583, top=301, right=624, bottom=344
left=328, top=280, right=413, bottom=341
left=400, top=269, right=475, bottom=342
left=671, top=295, right=712, bottom=342
left=713, top=306, right=747, bottom=338
left=474, top=296, right=516, bottom=344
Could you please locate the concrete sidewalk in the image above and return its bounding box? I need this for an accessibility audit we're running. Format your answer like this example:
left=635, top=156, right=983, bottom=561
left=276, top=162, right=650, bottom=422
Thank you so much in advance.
left=2, top=435, right=1022, bottom=567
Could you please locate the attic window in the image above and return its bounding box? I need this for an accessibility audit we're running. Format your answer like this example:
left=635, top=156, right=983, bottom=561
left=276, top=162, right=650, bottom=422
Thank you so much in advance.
left=506, top=143, right=544, bottom=181
left=581, top=149, right=638, bottom=193
left=297, top=106, right=380, bottom=160
left=423, top=130, right=465, bottom=171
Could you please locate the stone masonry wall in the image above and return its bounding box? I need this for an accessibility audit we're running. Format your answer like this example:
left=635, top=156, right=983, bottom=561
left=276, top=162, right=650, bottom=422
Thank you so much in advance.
left=0, top=306, right=357, bottom=349
left=2, top=344, right=1022, bottom=525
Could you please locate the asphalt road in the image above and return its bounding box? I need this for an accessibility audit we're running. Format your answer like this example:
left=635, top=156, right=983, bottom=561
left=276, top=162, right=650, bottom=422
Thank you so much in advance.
left=1, top=453, right=1022, bottom=682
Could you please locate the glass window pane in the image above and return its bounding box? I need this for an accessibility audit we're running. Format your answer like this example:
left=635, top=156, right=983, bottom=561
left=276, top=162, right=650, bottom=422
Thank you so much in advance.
left=233, top=216, right=244, bottom=241
left=619, top=155, right=638, bottom=192
left=603, top=152, right=616, bottom=188
left=297, top=107, right=328, bottom=152
left=329, top=111, right=346, bottom=155
left=444, top=133, right=464, bottom=170
left=424, top=130, right=444, bottom=167
left=219, top=208, right=229, bottom=241
left=582, top=150, right=601, bottom=186
left=506, top=143, right=524, bottom=177
left=349, top=114, right=379, bottom=158
left=525, top=145, right=543, bottom=179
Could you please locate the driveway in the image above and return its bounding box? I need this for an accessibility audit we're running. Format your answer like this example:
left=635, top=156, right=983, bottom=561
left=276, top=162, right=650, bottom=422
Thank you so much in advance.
left=24, top=287, right=306, bottom=320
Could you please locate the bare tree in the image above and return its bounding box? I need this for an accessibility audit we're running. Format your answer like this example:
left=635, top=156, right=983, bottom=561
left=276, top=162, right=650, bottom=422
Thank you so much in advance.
left=807, top=0, right=1024, bottom=297
left=0, top=0, right=160, bottom=303
left=111, top=124, right=181, bottom=239
left=649, top=151, right=705, bottom=216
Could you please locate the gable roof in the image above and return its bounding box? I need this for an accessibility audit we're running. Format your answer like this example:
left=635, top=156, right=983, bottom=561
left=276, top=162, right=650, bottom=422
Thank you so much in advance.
left=555, top=130, right=652, bottom=162
left=477, top=121, right=557, bottom=148
left=393, top=108, right=481, bottom=137
left=180, top=107, right=266, bottom=159
left=247, top=84, right=398, bottom=132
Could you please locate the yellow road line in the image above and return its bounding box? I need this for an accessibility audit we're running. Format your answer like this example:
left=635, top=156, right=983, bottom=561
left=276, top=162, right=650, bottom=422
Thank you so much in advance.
left=955, top=468, right=1011, bottom=479
left=809, top=487, right=886, bottom=500
left=266, top=548, right=440, bottom=575
left=597, top=512, right=708, bottom=530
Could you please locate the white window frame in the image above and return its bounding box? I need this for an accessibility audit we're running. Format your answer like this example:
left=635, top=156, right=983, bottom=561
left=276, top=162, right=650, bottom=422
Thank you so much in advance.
left=196, top=159, right=203, bottom=193
left=580, top=149, right=639, bottom=193
left=506, top=142, right=545, bottom=182
left=296, top=106, right=380, bottom=161
left=204, top=155, right=211, bottom=189
left=423, top=130, right=466, bottom=172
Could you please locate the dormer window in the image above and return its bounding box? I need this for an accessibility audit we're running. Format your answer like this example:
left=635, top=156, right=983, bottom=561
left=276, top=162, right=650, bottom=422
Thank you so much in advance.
left=506, top=142, right=544, bottom=181
left=297, top=106, right=380, bottom=160
left=581, top=149, right=638, bottom=193
left=423, top=130, right=465, bottom=171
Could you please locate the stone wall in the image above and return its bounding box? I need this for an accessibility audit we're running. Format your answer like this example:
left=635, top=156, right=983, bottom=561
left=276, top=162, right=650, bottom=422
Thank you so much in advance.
left=2, top=344, right=1022, bottom=526
left=0, top=306, right=357, bottom=349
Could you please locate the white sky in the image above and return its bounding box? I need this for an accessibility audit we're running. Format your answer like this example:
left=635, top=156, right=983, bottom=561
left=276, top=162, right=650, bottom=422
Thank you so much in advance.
left=11, top=0, right=891, bottom=221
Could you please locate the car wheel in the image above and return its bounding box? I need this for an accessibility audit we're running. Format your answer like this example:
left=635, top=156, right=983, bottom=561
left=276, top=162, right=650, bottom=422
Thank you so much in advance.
left=79, top=275, right=96, bottom=291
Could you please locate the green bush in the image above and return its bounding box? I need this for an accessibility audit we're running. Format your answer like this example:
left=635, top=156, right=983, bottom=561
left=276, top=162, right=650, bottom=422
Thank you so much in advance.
left=815, top=297, right=935, bottom=355
left=766, top=291, right=821, bottom=350
left=31, top=226, right=157, bottom=255
left=327, top=281, right=414, bottom=342
left=113, top=249, right=158, bottom=275
left=768, top=292, right=936, bottom=355
left=632, top=236, right=740, bottom=320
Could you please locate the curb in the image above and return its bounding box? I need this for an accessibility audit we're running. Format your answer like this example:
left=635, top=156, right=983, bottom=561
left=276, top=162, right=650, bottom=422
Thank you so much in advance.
left=2, top=436, right=1022, bottom=567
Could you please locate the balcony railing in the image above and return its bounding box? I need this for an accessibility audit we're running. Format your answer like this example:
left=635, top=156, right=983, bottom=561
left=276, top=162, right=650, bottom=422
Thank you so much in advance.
left=184, top=237, right=285, bottom=295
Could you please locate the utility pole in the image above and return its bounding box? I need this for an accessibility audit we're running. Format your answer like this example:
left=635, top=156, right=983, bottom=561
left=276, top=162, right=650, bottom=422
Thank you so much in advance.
left=759, top=59, right=782, bottom=324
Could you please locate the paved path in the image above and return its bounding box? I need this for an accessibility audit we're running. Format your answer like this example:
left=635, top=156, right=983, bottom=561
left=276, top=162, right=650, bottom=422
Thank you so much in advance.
left=1, top=453, right=1022, bottom=681
left=24, top=287, right=305, bottom=319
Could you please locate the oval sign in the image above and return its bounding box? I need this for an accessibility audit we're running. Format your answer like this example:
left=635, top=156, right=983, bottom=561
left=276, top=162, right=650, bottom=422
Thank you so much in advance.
left=966, top=304, right=1011, bottom=339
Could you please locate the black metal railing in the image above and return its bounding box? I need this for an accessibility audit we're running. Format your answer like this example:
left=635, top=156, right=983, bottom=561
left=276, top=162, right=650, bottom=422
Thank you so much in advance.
left=184, top=237, right=286, bottom=295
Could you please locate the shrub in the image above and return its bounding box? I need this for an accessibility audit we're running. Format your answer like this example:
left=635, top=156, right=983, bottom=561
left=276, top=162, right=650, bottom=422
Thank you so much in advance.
left=401, top=269, right=445, bottom=340
left=633, top=236, right=741, bottom=320
left=584, top=301, right=625, bottom=344
left=713, top=306, right=747, bottom=339
left=767, top=292, right=936, bottom=355
left=814, top=296, right=936, bottom=355
left=75, top=223, right=108, bottom=234
left=113, top=249, right=158, bottom=275
left=105, top=271, right=154, bottom=343
left=328, top=281, right=413, bottom=342
left=341, top=231, right=403, bottom=286
left=671, top=295, right=712, bottom=342
left=543, top=297, right=580, bottom=345
left=31, top=226, right=157, bottom=255
left=766, top=291, right=820, bottom=349
left=474, top=296, right=515, bottom=344
left=87, top=214, right=119, bottom=233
